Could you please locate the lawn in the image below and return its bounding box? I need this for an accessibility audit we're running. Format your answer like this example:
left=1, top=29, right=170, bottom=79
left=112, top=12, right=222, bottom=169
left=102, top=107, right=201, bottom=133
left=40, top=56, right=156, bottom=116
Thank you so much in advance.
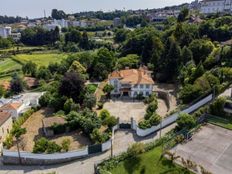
left=207, top=115, right=232, bottom=130
left=13, top=53, right=68, bottom=67
left=86, top=84, right=98, bottom=94
left=0, top=58, right=22, bottom=73
left=109, top=146, right=193, bottom=174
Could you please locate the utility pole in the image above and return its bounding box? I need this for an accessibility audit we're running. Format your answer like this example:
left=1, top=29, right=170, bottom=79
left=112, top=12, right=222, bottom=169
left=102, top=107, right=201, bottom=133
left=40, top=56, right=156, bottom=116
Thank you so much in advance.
left=16, top=138, right=22, bottom=164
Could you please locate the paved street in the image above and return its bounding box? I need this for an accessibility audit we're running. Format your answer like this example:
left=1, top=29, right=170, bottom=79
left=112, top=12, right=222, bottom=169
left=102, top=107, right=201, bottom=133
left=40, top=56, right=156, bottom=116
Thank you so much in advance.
left=0, top=124, right=176, bottom=174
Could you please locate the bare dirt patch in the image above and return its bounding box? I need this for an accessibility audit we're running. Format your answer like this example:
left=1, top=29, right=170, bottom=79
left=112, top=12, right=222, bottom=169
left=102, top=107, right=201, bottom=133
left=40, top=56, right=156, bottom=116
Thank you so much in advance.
left=10, top=108, right=91, bottom=152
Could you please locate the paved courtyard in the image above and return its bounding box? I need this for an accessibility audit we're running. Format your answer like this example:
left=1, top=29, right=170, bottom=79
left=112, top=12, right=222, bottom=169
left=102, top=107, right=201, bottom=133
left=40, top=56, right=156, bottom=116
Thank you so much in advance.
left=172, top=124, right=232, bottom=174
left=103, top=99, right=146, bottom=122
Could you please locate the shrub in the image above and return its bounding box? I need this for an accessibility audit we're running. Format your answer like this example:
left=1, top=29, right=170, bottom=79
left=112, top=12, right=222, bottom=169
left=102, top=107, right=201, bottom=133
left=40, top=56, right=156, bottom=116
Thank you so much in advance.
left=127, top=143, right=145, bottom=157
left=144, top=93, right=157, bottom=104
left=149, top=114, right=162, bottom=126
left=103, top=116, right=118, bottom=128
left=33, top=137, right=49, bottom=153
left=179, top=84, right=203, bottom=104
left=177, top=113, right=196, bottom=130
left=146, top=100, right=158, bottom=116
left=97, top=102, right=104, bottom=109
left=99, top=109, right=111, bottom=121
left=3, top=134, right=13, bottom=149
left=86, top=84, right=97, bottom=94
left=52, top=123, right=66, bottom=135
left=61, top=138, right=71, bottom=152
left=33, top=137, right=62, bottom=154
left=209, top=97, right=227, bottom=117
left=138, top=120, right=151, bottom=129
left=90, top=129, right=110, bottom=144
left=47, top=141, right=62, bottom=154
left=83, top=93, right=97, bottom=109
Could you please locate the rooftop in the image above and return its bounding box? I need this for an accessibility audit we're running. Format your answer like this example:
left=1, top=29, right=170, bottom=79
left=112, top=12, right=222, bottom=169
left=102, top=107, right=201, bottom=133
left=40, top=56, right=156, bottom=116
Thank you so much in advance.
left=0, top=102, right=23, bottom=111
left=0, top=111, right=11, bottom=126
left=42, top=116, right=67, bottom=128
left=109, top=68, right=154, bottom=85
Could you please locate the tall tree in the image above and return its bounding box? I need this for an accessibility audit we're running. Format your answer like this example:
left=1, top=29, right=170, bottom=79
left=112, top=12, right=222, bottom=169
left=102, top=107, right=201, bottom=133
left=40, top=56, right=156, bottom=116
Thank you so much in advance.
left=10, top=73, right=24, bottom=94
left=59, top=72, right=85, bottom=103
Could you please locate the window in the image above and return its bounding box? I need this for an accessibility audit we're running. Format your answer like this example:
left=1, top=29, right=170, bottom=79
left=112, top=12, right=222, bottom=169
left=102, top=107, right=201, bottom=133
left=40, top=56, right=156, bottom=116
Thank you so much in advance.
left=146, top=84, right=150, bottom=89
left=140, top=84, right=144, bottom=89
left=134, top=92, right=138, bottom=97
left=146, top=91, right=150, bottom=96
left=134, top=84, right=138, bottom=88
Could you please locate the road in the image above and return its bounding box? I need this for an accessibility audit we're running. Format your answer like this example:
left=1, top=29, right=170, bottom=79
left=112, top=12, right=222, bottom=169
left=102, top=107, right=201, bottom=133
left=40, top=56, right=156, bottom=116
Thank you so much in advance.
left=0, top=124, right=176, bottom=174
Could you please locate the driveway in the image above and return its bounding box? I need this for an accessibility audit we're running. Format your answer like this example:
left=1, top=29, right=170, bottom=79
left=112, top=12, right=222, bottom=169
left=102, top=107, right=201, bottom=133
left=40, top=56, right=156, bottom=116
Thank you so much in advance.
left=0, top=124, right=176, bottom=174
left=103, top=99, right=146, bottom=122
left=171, top=124, right=232, bottom=174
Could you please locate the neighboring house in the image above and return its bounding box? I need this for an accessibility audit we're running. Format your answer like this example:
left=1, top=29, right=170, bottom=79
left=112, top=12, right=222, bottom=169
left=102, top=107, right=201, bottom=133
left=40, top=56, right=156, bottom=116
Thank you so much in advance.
left=0, top=26, right=11, bottom=38
left=200, top=0, right=232, bottom=14
left=0, top=98, right=12, bottom=108
left=108, top=67, right=155, bottom=98
left=10, top=32, right=21, bottom=42
left=42, top=116, right=67, bottom=137
left=0, top=102, right=25, bottom=119
left=0, top=111, right=13, bottom=153
left=24, top=77, right=39, bottom=89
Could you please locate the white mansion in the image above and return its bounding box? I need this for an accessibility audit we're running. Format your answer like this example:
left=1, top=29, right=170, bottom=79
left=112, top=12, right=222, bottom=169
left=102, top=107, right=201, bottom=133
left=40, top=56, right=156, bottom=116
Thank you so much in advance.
left=200, top=0, right=232, bottom=14
left=108, top=67, right=154, bottom=98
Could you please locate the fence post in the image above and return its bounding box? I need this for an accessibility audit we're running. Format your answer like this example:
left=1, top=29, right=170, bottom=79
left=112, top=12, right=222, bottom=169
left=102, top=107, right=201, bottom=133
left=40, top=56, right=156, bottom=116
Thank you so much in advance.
left=131, top=117, right=133, bottom=130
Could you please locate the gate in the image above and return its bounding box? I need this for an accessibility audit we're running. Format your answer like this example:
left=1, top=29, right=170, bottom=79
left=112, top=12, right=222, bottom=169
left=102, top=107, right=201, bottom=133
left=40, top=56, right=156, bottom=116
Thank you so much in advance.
left=119, top=120, right=131, bottom=129
left=88, top=144, right=102, bottom=154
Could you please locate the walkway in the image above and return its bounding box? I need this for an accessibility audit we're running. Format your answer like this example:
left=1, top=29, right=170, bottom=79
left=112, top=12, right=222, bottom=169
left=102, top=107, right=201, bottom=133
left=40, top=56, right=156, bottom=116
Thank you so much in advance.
left=0, top=124, right=176, bottom=174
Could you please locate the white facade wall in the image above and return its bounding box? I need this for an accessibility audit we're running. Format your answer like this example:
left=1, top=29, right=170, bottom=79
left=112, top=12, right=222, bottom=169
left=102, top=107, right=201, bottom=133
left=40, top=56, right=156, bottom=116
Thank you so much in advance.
left=131, top=84, right=153, bottom=97
left=109, top=78, right=153, bottom=97
left=0, top=27, right=12, bottom=38
left=0, top=117, right=13, bottom=153
left=109, top=78, right=121, bottom=95
left=201, top=0, right=232, bottom=14
left=53, top=19, right=69, bottom=28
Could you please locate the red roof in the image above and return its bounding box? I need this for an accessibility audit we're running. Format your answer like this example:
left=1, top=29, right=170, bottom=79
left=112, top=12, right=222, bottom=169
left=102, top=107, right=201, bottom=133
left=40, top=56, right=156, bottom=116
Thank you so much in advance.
left=0, top=111, right=11, bottom=126
left=0, top=102, right=22, bottom=111
left=109, top=68, right=154, bottom=85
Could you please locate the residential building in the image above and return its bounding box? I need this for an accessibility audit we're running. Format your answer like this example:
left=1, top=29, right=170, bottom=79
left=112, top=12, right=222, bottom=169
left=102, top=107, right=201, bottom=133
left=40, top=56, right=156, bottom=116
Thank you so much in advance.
left=0, top=111, right=12, bottom=153
left=43, top=24, right=61, bottom=31
left=200, top=0, right=232, bottom=14
left=0, top=26, right=12, bottom=38
left=0, top=102, right=25, bottom=119
left=113, top=17, right=121, bottom=27
left=52, top=19, right=69, bottom=28
left=108, top=67, right=154, bottom=98
left=10, top=32, right=21, bottom=41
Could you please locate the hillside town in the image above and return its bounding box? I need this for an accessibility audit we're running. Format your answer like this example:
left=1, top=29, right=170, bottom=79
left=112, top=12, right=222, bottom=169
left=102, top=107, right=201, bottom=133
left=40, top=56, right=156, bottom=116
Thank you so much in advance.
left=0, top=0, right=232, bottom=174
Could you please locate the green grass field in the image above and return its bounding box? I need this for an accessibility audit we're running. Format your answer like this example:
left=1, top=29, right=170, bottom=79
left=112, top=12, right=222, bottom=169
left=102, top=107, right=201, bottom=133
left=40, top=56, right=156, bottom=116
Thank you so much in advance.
left=0, top=58, right=22, bottom=73
left=207, top=115, right=232, bottom=130
left=109, top=146, right=192, bottom=174
left=13, top=53, right=68, bottom=67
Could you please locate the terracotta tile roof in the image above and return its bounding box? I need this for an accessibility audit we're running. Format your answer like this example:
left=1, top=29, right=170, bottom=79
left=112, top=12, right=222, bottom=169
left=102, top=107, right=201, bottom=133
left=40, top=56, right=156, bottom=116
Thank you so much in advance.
left=42, top=116, right=67, bottom=128
left=0, top=102, right=23, bottom=111
left=0, top=111, right=11, bottom=126
left=109, top=68, right=154, bottom=85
